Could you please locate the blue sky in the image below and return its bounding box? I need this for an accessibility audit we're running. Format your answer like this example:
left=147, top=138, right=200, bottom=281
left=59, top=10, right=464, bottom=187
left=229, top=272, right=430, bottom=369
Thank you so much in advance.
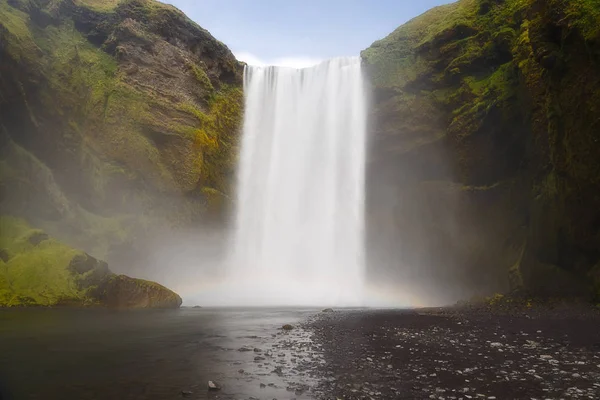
left=160, top=0, right=454, bottom=67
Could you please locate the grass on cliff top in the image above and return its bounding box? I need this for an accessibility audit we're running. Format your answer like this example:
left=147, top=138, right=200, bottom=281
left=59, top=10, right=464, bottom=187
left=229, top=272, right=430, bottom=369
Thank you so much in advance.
left=361, top=0, right=481, bottom=88
left=73, top=0, right=122, bottom=11
left=360, top=0, right=533, bottom=88
left=0, top=216, right=87, bottom=307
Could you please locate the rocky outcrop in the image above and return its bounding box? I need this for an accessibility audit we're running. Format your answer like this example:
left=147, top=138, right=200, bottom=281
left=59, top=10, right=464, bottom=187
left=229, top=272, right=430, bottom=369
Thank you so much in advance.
left=0, top=0, right=243, bottom=276
left=97, top=274, right=182, bottom=309
left=363, top=0, right=600, bottom=302
left=0, top=216, right=181, bottom=308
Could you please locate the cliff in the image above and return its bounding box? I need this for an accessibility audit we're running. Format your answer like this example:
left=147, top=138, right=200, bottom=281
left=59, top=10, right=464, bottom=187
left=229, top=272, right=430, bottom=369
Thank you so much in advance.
left=363, top=0, right=600, bottom=303
left=0, top=0, right=243, bottom=251
left=0, top=0, right=244, bottom=304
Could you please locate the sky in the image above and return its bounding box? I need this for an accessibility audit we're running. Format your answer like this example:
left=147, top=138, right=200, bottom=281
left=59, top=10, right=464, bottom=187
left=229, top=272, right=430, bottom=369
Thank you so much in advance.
left=160, top=0, right=454, bottom=67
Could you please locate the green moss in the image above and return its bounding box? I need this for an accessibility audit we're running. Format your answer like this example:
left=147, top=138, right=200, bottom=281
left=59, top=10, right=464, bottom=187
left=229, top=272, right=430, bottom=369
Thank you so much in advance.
left=180, top=85, right=243, bottom=193
left=486, top=292, right=505, bottom=305
left=0, top=1, right=38, bottom=63
left=188, top=62, right=214, bottom=92
left=363, top=0, right=600, bottom=300
left=361, top=0, right=480, bottom=88
left=73, top=0, right=122, bottom=12
left=562, top=0, right=600, bottom=41
left=0, top=216, right=91, bottom=307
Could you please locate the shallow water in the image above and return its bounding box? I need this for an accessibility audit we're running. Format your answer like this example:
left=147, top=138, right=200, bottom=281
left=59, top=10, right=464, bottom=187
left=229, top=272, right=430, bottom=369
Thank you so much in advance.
left=0, top=308, right=322, bottom=400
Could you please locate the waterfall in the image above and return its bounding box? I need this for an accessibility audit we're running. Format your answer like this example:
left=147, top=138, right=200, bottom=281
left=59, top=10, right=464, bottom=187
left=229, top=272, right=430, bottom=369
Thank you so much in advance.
left=225, top=57, right=367, bottom=306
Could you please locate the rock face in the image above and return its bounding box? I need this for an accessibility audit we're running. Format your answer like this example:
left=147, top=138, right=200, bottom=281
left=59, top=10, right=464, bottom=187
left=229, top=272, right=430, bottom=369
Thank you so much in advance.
left=362, top=0, right=600, bottom=302
left=0, top=216, right=181, bottom=307
left=0, top=0, right=243, bottom=291
left=0, top=0, right=243, bottom=264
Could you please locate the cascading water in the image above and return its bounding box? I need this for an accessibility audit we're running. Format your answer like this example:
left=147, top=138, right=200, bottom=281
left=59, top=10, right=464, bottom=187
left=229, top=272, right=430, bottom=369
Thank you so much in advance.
left=222, top=57, right=367, bottom=306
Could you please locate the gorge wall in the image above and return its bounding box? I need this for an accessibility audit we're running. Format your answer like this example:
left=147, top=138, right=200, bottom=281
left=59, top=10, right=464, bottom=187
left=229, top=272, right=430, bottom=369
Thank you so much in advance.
left=363, top=0, right=600, bottom=303
left=0, top=0, right=243, bottom=305
left=1, top=0, right=599, bottom=307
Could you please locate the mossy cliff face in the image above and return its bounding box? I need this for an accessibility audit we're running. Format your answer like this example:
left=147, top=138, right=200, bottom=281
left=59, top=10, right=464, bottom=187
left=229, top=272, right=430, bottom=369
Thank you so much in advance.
left=0, top=216, right=181, bottom=307
left=363, top=0, right=600, bottom=301
left=0, top=0, right=243, bottom=269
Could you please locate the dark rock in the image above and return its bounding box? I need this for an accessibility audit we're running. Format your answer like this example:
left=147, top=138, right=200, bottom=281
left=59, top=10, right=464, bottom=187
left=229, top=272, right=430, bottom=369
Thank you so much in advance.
left=282, top=324, right=294, bottom=331
left=69, top=253, right=104, bottom=275
left=0, top=248, right=9, bottom=262
left=97, top=275, right=182, bottom=309
left=322, top=308, right=334, bottom=313
left=27, top=231, right=48, bottom=246
left=69, top=253, right=110, bottom=290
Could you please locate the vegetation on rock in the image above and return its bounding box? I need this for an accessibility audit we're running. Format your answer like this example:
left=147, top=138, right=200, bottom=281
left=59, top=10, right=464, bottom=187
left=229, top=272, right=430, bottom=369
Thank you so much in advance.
left=0, top=216, right=181, bottom=308
left=0, top=0, right=243, bottom=273
left=98, top=274, right=182, bottom=309
left=363, top=0, right=600, bottom=301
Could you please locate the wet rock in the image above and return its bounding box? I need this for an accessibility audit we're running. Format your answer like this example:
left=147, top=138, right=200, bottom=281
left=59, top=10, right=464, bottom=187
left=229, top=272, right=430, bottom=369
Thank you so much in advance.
left=254, top=348, right=263, bottom=352
left=207, top=380, right=220, bottom=391
left=282, top=324, right=294, bottom=331
left=254, top=356, right=266, bottom=361
left=260, top=383, right=266, bottom=388
left=98, top=274, right=182, bottom=309
left=27, top=231, right=48, bottom=245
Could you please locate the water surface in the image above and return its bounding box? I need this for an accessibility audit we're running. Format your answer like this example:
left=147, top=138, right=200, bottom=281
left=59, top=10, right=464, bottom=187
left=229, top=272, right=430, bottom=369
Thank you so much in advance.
left=0, top=307, right=322, bottom=399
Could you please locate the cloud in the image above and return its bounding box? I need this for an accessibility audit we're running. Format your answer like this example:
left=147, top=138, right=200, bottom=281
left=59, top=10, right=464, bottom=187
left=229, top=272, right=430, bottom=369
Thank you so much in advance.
left=234, top=51, right=322, bottom=69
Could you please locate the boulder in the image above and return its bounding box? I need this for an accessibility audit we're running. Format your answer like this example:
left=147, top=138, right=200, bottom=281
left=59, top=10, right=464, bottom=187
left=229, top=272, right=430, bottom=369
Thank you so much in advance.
left=98, top=275, right=182, bottom=309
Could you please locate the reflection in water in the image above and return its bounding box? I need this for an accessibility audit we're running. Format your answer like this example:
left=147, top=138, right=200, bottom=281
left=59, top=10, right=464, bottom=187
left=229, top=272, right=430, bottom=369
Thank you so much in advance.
left=0, top=308, right=322, bottom=400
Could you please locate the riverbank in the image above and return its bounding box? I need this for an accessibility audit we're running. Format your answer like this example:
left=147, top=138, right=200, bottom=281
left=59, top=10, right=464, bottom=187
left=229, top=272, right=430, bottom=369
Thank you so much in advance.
left=308, top=307, right=600, bottom=399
